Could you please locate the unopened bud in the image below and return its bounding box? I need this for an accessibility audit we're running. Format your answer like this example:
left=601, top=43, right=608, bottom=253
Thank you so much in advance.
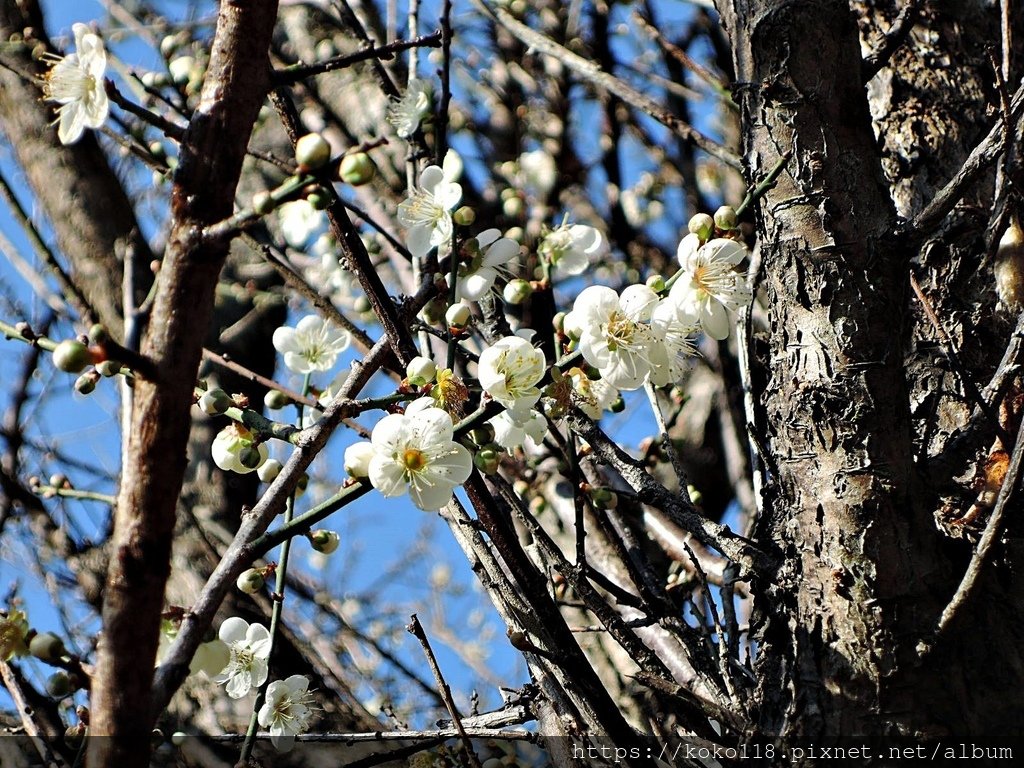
left=406, top=356, right=437, bottom=386
left=236, top=568, right=265, bottom=594
left=310, top=529, right=340, bottom=554
left=502, top=278, right=533, bottom=305
left=714, top=205, right=738, bottom=231
left=453, top=206, right=476, bottom=227
left=339, top=152, right=374, bottom=185
left=257, top=459, right=282, bottom=483
left=445, top=302, right=472, bottom=330
left=53, top=340, right=92, bottom=373
left=474, top=447, right=501, bottom=475
left=95, top=360, right=122, bottom=377
left=264, top=389, right=290, bottom=410
left=29, top=632, right=66, bottom=662
left=199, top=388, right=232, bottom=415
left=75, top=371, right=100, bottom=395
left=589, top=486, right=618, bottom=510
left=646, top=274, right=666, bottom=293
left=687, top=212, right=714, bottom=242
left=239, top=445, right=264, bottom=470
left=88, top=324, right=109, bottom=344
left=344, top=442, right=373, bottom=478
left=295, top=133, right=332, bottom=172
left=46, top=672, right=72, bottom=699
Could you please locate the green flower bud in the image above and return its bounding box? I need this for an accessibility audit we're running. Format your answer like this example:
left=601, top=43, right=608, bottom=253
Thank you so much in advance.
left=53, top=340, right=92, bottom=374
left=310, top=529, right=340, bottom=554
left=502, top=195, right=524, bottom=218
left=502, top=278, right=533, bottom=305
left=264, top=389, right=290, bottom=410
left=714, top=205, right=738, bottom=231
left=295, top=472, right=309, bottom=497
left=339, top=152, right=375, bottom=185
left=74, top=372, right=100, bottom=395
left=29, top=632, right=66, bottom=662
left=453, top=205, right=476, bottom=226
left=295, top=133, right=332, bottom=172
left=687, top=212, right=715, bottom=242
left=95, top=360, right=122, bottom=377
left=474, top=447, right=501, bottom=475
left=236, top=568, right=265, bottom=594
left=239, top=445, right=264, bottom=470
left=307, top=188, right=330, bottom=210
left=646, top=274, right=666, bottom=293
left=552, top=311, right=567, bottom=334
left=45, top=671, right=72, bottom=699
left=88, top=324, right=109, bottom=344
left=198, top=388, right=232, bottom=415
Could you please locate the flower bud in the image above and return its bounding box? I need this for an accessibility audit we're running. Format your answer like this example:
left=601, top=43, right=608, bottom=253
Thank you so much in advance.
left=29, top=632, right=66, bottom=662
left=238, top=445, right=264, bottom=470
left=295, top=133, right=332, bottom=172
left=502, top=195, right=524, bottom=218
left=45, top=672, right=72, bottom=699
left=264, top=389, right=290, bottom=410
left=502, top=278, right=533, bottom=305
left=453, top=205, right=476, bottom=226
left=95, top=360, right=122, bottom=377
left=151, top=729, right=164, bottom=748
left=252, top=190, right=276, bottom=215
left=236, top=568, right=265, bottom=594
left=306, top=188, right=330, bottom=210
left=344, top=442, right=373, bottom=478
left=610, top=394, right=625, bottom=413
left=257, top=459, right=282, bottom=483
left=995, top=217, right=1024, bottom=310
left=88, top=324, right=109, bottom=344
left=74, top=371, right=100, bottom=395
left=310, top=529, right=340, bottom=554
left=474, top=447, right=501, bottom=475
left=445, top=302, right=472, bottom=330
left=295, top=472, right=309, bottom=497
left=198, top=388, right=233, bottom=415
left=49, top=473, right=67, bottom=488
left=687, top=212, right=715, bottom=242
left=339, top=152, right=374, bottom=185
left=552, top=311, right=566, bottom=335
left=53, top=340, right=92, bottom=373
left=714, top=205, right=738, bottom=231
left=406, top=356, right=437, bottom=386
left=171, top=732, right=187, bottom=747
left=646, top=274, right=666, bottom=293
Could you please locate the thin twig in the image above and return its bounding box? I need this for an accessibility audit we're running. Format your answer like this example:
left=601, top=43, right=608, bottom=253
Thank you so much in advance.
left=212, top=727, right=537, bottom=744
left=0, top=662, right=62, bottom=768
left=407, top=615, right=484, bottom=768
left=202, top=347, right=318, bottom=408
left=924, top=409, right=1024, bottom=654
left=861, top=0, right=920, bottom=82
left=474, top=0, right=742, bottom=170
left=273, top=32, right=443, bottom=85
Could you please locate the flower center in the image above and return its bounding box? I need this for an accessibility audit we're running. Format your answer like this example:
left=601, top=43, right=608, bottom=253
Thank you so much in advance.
left=402, top=448, right=427, bottom=472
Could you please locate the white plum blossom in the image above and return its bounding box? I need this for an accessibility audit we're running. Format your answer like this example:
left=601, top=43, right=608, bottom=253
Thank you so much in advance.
left=490, top=409, right=547, bottom=451
left=215, top=617, right=272, bottom=699
left=258, top=674, right=315, bottom=752
left=565, top=284, right=663, bottom=391
left=212, top=424, right=268, bottom=475
left=273, top=315, right=351, bottom=374
left=570, top=368, right=620, bottom=420
left=387, top=78, right=432, bottom=138
left=368, top=398, right=473, bottom=511
left=453, top=229, right=519, bottom=301
left=398, top=150, right=463, bottom=257
left=670, top=236, right=751, bottom=340
left=42, top=23, right=109, bottom=145
left=278, top=200, right=327, bottom=249
left=649, top=299, right=699, bottom=387
left=477, top=335, right=546, bottom=417
left=540, top=222, right=608, bottom=276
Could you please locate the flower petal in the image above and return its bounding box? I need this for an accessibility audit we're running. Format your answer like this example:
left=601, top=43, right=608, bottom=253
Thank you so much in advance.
left=219, top=617, right=249, bottom=645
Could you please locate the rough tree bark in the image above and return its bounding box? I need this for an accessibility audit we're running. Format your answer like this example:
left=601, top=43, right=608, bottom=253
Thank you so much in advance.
left=87, top=2, right=280, bottom=766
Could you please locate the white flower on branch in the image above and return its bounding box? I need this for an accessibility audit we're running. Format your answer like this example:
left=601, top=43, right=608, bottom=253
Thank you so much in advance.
left=272, top=314, right=351, bottom=375
left=452, top=228, right=519, bottom=301
left=398, top=150, right=463, bottom=257
left=387, top=78, right=432, bottom=138
left=670, top=235, right=751, bottom=340
left=368, top=398, right=472, bottom=511
left=489, top=409, right=547, bottom=451
left=477, top=335, right=545, bottom=418
left=540, top=222, right=608, bottom=276
left=215, top=618, right=272, bottom=699
left=42, top=23, right=109, bottom=145
left=211, top=424, right=268, bottom=475
left=258, top=674, right=316, bottom=752
left=565, top=284, right=664, bottom=391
